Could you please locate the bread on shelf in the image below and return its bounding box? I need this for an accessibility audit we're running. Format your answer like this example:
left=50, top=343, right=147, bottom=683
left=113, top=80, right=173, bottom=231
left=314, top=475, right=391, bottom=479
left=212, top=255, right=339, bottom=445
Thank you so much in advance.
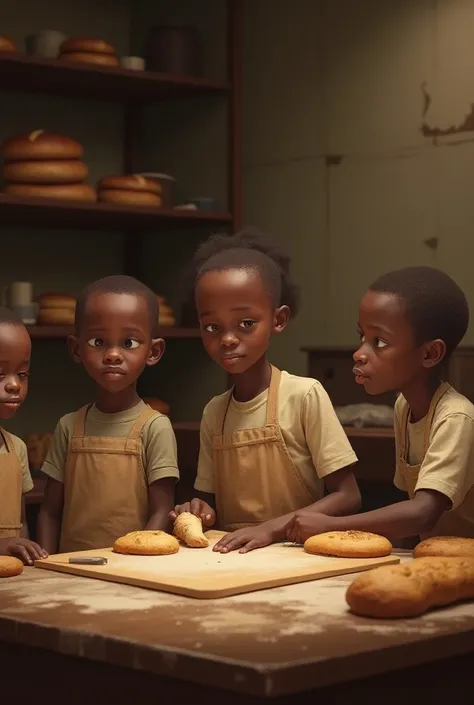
left=36, top=293, right=76, bottom=326
left=4, top=160, right=88, bottom=185
left=97, top=174, right=162, bottom=207
left=156, top=294, right=176, bottom=327
left=1, top=131, right=84, bottom=162
left=59, top=37, right=119, bottom=67
left=142, top=398, right=170, bottom=415
left=0, top=36, right=17, bottom=53
left=3, top=183, right=96, bottom=202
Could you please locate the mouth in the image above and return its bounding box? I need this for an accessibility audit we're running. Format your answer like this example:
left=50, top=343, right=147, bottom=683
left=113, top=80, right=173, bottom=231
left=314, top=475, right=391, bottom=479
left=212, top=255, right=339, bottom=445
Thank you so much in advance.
left=352, top=366, right=369, bottom=384
left=0, top=399, right=21, bottom=408
left=221, top=355, right=244, bottom=365
left=102, top=368, right=126, bottom=377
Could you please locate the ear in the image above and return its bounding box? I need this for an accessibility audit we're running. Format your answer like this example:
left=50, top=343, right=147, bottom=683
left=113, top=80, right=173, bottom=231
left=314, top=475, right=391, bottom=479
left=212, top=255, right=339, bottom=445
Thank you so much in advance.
left=273, top=305, right=290, bottom=334
left=67, top=335, right=81, bottom=364
left=147, top=338, right=165, bottom=367
left=422, top=339, right=447, bottom=369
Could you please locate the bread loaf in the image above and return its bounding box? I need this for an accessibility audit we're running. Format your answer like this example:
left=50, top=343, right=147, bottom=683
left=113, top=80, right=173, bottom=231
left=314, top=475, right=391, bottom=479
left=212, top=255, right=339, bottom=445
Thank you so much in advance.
left=0, top=36, right=16, bottom=53
left=113, top=530, right=179, bottom=556
left=414, top=536, right=474, bottom=559
left=1, top=131, right=83, bottom=162
left=98, top=189, right=161, bottom=207
left=60, top=38, right=116, bottom=55
left=37, top=293, right=76, bottom=311
left=346, top=556, right=474, bottom=618
left=0, top=556, right=23, bottom=578
left=98, top=174, right=162, bottom=194
left=3, top=183, right=96, bottom=203
left=37, top=308, right=75, bottom=325
left=174, top=512, right=209, bottom=548
left=3, top=160, right=88, bottom=185
left=304, top=531, right=393, bottom=558
left=59, top=52, right=119, bottom=67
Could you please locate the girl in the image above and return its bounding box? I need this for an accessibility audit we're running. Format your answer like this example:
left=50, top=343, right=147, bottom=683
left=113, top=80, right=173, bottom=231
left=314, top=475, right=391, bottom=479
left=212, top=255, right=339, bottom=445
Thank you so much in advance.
left=171, top=230, right=360, bottom=553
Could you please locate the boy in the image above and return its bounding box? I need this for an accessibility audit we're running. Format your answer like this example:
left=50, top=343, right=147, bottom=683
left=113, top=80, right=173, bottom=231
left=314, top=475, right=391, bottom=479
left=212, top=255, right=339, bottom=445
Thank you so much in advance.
left=0, top=308, right=47, bottom=564
left=286, top=266, right=474, bottom=543
left=171, top=231, right=360, bottom=553
left=38, top=276, right=179, bottom=553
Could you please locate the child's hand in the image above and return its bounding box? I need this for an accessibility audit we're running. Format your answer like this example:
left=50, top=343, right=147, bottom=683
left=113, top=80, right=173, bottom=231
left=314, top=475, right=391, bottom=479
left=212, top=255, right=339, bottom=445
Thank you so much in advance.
left=0, top=538, right=48, bottom=566
left=169, top=499, right=216, bottom=527
left=285, top=512, right=334, bottom=544
left=213, top=527, right=275, bottom=554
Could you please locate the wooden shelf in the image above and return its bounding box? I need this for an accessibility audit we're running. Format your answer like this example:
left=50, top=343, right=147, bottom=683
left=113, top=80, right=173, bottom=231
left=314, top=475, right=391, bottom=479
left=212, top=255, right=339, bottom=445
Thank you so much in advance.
left=0, top=195, right=232, bottom=231
left=0, top=53, right=231, bottom=103
left=27, top=326, right=201, bottom=340
left=343, top=426, right=395, bottom=439
left=172, top=421, right=201, bottom=432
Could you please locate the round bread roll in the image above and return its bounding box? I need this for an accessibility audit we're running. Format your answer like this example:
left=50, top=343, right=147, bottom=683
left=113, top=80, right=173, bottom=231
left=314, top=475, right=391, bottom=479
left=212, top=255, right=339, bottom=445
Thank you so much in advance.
left=3, top=183, right=96, bottom=203
left=113, top=530, right=179, bottom=556
left=60, top=38, right=116, bottom=55
left=37, top=308, right=75, bottom=326
left=37, top=293, right=76, bottom=310
left=158, top=314, right=176, bottom=327
left=60, top=52, right=119, bottom=67
left=98, top=189, right=161, bottom=207
left=3, top=160, right=88, bottom=185
left=0, top=556, right=23, bottom=578
left=304, top=530, right=393, bottom=558
left=1, top=131, right=83, bottom=162
left=414, top=536, right=474, bottom=559
left=143, top=398, right=170, bottom=415
left=98, top=174, right=162, bottom=194
left=0, top=36, right=17, bottom=53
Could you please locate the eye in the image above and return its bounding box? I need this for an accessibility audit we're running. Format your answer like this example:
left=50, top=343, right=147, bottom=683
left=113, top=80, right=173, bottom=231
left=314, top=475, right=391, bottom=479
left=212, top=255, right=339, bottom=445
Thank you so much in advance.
left=87, top=337, right=104, bottom=348
left=357, top=330, right=365, bottom=343
left=239, top=319, right=256, bottom=329
left=204, top=323, right=219, bottom=333
left=375, top=338, right=388, bottom=349
left=124, top=339, right=140, bottom=349
left=18, top=372, right=30, bottom=380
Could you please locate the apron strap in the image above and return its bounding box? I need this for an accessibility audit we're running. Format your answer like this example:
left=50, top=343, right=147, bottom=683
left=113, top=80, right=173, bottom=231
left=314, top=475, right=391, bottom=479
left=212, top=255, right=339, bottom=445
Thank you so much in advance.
left=399, top=398, right=410, bottom=461
left=1, top=428, right=16, bottom=454
left=265, top=366, right=281, bottom=426
left=216, top=390, right=233, bottom=436
left=72, top=405, right=91, bottom=439
left=422, top=381, right=451, bottom=454
left=127, top=405, right=157, bottom=442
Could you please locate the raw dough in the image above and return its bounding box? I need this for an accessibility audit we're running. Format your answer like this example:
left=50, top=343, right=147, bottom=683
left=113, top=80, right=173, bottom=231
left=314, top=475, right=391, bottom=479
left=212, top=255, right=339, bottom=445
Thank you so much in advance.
left=304, top=530, right=392, bottom=558
left=346, top=556, right=474, bottom=618
left=113, top=530, right=179, bottom=556
left=174, top=512, right=209, bottom=548
left=414, top=535, right=474, bottom=559
left=0, top=556, right=23, bottom=578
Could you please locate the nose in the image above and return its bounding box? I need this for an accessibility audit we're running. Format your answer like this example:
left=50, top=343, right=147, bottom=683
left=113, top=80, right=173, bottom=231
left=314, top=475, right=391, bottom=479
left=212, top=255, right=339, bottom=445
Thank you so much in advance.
left=353, top=344, right=368, bottom=364
left=5, top=377, right=21, bottom=392
left=104, top=347, right=123, bottom=364
left=221, top=331, right=239, bottom=348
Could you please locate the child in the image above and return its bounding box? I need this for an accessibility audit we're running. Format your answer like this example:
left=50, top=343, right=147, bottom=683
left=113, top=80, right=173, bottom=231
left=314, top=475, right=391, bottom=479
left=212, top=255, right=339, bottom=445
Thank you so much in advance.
left=170, top=230, right=361, bottom=553
left=0, top=308, right=47, bottom=564
left=286, top=266, right=474, bottom=543
left=38, top=276, right=179, bottom=554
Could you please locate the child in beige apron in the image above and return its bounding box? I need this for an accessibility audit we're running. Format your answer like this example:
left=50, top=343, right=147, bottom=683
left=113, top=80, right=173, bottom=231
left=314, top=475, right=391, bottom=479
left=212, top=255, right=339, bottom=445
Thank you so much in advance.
left=59, top=404, right=155, bottom=553
left=0, top=429, right=23, bottom=539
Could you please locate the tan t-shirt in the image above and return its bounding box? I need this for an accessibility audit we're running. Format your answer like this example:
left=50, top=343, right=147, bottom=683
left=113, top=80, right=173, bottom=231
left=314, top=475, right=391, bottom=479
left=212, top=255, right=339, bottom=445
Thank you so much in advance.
left=42, top=400, right=179, bottom=485
left=394, top=387, right=474, bottom=535
left=195, top=370, right=357, bottom=498
left=0, top=431, right=33, bottom=494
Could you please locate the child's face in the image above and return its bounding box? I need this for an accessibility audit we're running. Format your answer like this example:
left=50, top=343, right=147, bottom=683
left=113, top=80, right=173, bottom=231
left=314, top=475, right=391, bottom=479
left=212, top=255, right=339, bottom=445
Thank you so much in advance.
left=0, top=323, right=31, bottom=419
left=69, top=292, right=164, bottom=392
left=353, top=290, right=428, bottom=395
left=196, top=267, right=288, bottom=374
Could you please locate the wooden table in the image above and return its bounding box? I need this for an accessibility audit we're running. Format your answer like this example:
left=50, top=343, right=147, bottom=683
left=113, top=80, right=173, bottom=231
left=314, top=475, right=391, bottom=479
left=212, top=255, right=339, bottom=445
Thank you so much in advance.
left=1, top=552, right=473, bottom=704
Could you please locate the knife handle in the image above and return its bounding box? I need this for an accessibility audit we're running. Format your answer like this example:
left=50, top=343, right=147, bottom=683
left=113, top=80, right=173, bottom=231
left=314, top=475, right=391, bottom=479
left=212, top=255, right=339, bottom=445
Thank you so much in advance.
left=68, top=557, right=108, bottom=565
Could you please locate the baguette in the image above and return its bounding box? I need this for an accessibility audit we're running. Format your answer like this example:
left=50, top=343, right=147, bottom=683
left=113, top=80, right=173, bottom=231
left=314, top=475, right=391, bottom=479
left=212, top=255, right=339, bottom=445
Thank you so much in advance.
left=414, top=536, right=474, bottom=559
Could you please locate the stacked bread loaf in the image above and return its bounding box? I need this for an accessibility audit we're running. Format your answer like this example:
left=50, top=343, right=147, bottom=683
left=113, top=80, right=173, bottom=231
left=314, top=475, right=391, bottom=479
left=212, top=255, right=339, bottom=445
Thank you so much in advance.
left=37, top=293, right=76, bottom=326
left=97, top=174, right=162, bottom=207
left=0, top=36, right=17, bottom=53
left=59, top=38, right=119, bottom=67
left=1, top=130, right=96, bottom=202
left=157, top=295, right=175, bottom=327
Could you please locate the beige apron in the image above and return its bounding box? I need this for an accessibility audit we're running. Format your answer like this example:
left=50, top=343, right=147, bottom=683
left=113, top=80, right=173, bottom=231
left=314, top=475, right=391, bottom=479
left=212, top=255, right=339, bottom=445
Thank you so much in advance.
left=59, top=404, right=155, bottom=553
left=212, top=366, right=318, bottom=531
left=0, top=429, right=23, bottom=539
left=398, top=382, right=474, bottom=539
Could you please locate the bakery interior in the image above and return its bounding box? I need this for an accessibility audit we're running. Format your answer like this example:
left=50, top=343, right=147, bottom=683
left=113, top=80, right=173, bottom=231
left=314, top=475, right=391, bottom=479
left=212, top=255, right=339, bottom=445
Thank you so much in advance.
left=1, top=1, right=474, bottom=703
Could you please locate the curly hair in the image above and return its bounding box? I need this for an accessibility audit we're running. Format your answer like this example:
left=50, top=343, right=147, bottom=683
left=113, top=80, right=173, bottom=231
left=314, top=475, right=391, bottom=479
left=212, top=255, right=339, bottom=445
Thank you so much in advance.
left=369, top=266, right=469, bottom=357
left=192, top=229, right=299, bottom=315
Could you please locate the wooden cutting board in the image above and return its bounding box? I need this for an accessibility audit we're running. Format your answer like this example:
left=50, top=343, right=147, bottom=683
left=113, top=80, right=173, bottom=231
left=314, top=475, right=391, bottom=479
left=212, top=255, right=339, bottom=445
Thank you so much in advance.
left=35, top=531, right=400, bottom=599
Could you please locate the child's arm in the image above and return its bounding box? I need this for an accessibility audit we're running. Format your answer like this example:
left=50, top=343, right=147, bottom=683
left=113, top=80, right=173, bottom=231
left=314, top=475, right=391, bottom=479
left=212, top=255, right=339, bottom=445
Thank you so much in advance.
left=37, top=477, right=64, bottom=554
left=146, top=478, right=175, bottom=531
left=286, top=489, right=449, bottom=543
